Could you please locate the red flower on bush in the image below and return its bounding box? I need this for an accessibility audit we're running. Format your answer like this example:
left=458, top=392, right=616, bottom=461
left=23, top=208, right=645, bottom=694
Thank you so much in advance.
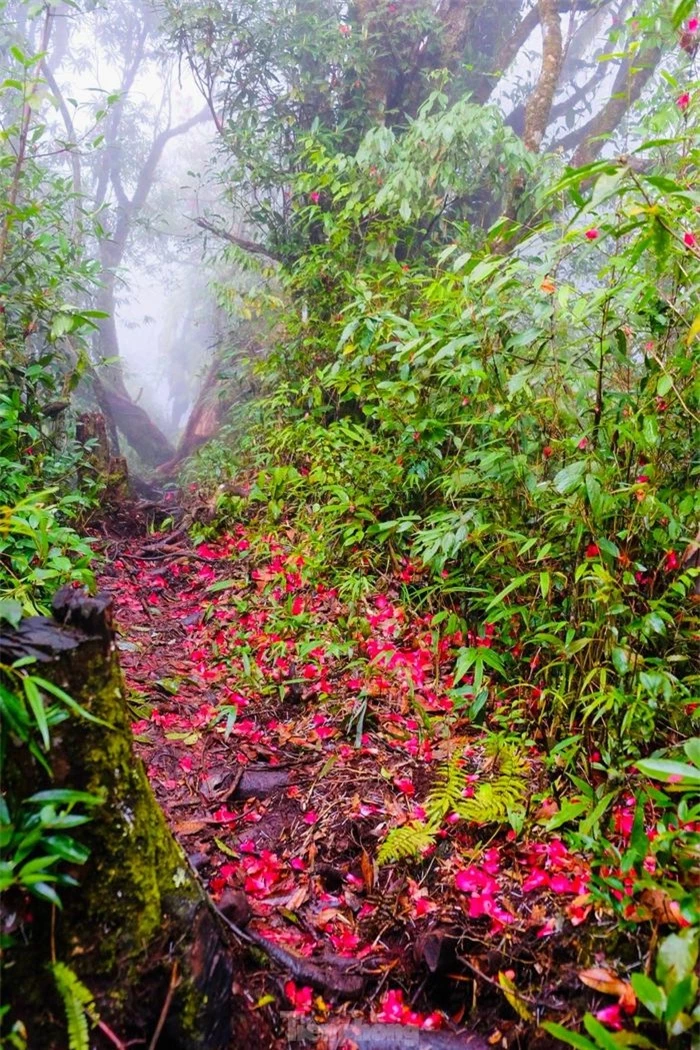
left=677, top=92, right=691, bottom=110
left=584, top=228, right=599, bottom=240
left=684, top=231, right=697, bottom=247
left=585, top=543, right=600, bottom=558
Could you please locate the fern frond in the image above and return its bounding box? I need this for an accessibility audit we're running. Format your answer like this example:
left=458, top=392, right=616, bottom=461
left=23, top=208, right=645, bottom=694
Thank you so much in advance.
left=51, top=962, right=96, bottom=1050
left=485, top=737, right=527, bottom=777
left=424, top=752, right=466, bottom=824
left=377, top=820, right=438, bottom=864
left=377, top=740, right=528, bottom=865
left=455, top=775, right=526, bottom=824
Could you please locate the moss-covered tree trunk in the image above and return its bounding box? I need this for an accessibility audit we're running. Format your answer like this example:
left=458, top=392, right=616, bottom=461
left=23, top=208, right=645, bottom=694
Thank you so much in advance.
left=1, top=587, right=273, bottom=1049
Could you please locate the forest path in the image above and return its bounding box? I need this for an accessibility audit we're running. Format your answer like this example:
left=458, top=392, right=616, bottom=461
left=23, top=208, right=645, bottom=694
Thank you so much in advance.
left=96, top=520, right=606, bottom=1047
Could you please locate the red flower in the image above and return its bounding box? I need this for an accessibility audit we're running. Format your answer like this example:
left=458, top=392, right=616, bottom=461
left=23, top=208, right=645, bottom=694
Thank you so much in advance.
left=684, top=231, right=697, bottom=247
left=309, top=191, right=320, bottom=204
left=677, top=92, right=691, bottom=110
left=585, top=543, right=600, bottom=558
left=284, top=980, right=314, bottom=1014
left=542, top=445, right=553, bottom=458
left=596, top=1004, right=623, bottom=1031
left=578, top=436, right=588, bottom=450
left=664, top=550, right=679, bottom=571
left=584, top=228, right=599, bottom=240
left=689, top=17, right=699, bottom=31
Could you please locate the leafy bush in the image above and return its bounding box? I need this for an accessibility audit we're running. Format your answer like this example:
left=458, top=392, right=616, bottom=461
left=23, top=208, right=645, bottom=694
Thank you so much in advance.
left=199, top=95, right=700, bottom=757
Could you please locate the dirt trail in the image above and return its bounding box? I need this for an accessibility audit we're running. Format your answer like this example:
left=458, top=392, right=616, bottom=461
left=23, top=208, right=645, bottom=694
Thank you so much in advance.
left=96, top=520, right=609, bottom=1048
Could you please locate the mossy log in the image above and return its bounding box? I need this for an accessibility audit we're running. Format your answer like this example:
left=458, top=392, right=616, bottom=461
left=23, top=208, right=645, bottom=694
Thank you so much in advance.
left=1, top=587, right=274, bottom=1049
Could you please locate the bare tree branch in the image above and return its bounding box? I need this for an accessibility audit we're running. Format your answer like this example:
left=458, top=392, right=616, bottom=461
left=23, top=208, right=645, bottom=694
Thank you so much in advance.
left=567, top=44, right=661, bottom=163
left=39, top=57, right=81, bottom=210
left=192, top=217, right=282, bottom=262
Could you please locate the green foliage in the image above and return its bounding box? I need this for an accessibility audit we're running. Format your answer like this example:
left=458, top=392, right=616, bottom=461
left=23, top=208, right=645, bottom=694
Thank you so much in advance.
left=543, top=926, right=700, bottom=1048
left=379, top=740, right=527, bottom=864
left=50, top=963, right=97, bottom=1050
left=0, top=665, right=104, bottom=907
left=376, top=820, right=438, bottom=865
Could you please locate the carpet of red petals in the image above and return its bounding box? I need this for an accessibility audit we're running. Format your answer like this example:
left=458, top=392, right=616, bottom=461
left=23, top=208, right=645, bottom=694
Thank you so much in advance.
left=96, top=525, right=647, bottom=1047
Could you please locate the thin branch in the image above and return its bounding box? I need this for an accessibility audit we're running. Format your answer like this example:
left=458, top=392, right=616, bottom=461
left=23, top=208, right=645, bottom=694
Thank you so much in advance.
left=147, top=961, right=180, bottom=1050
left=39, top=60, right=81, bottom=201
left=193, top=217, right=282, bottom=262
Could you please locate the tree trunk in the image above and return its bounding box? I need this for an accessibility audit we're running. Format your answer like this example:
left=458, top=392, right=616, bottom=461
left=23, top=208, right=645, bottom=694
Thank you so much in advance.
left=1, top=588, right=275, bottom=1049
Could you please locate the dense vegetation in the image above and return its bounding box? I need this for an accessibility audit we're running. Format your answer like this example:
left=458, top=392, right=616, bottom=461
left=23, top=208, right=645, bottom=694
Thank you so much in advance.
left=1, top=0, right=699, bottom=1047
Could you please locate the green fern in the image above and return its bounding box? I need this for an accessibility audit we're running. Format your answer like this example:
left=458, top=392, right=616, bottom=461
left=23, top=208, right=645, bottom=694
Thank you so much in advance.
left=377, top=820, right=438, bottom=864
left=51, top=962, right=96, bottom=1050
left=378, top=740, right=528, bottom=865
left=454, top=740, right=527, bottom=824
left=424, top=752, right=467, bottom=824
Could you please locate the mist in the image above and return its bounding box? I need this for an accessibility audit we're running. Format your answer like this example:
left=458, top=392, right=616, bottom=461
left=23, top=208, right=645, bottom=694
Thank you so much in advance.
left=1, top=0, right=690, bottom=471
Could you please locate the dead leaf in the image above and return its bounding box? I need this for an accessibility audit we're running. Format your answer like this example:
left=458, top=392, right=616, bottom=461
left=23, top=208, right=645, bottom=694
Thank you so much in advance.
left=638, top=888, right=685, bottom=926
left=579, top=966, right=636, bottom=1012
left=173, top=819, right=208, bottom=836
left=498, top=971, right=533, bottom=1022
left=360, top=849, right=375, bottom=893
left=285, top=885, right=309, bottom=912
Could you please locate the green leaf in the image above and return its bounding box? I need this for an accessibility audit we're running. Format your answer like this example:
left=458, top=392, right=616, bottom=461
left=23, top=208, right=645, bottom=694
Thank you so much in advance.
left=585, top=475, right=602, bottom=516
left=485, top=573, right=535, bottom=611
left=50, top=313, right=74, bottom=340
left=578, top=789, right=617, bottom=836
left=672, top=0, right=696, bottom=29
left=612, top=647, right=629, bottom=675
left=665, top=975, right=696, bottom=1022
left=656, top=930, right=699, bottom=991
left=23, top=676, right=49, bottom=750
left=540, top=1022, right=598, bottom=1050
left=44, top=835, right=90, bottom=864
left=0, top=600, right=22, bottom=626
left=553, top=461, right=586, bottom=495
left=683, top=738, right=700, bottom=768
left=630, top=973, right=666, bottom=1019
left=635, top=758, right=700, bottom=786
left=582, top=1014, right=625, bottom=1050
left=597, top=537, right=620, bottom=559
left=30, top=881, right=63, bottom=907
left=543, top=798, right=589, bottom=830
left=206, top=578, right=242, bottom=594
left=28, top=789, right=103, bottom=806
